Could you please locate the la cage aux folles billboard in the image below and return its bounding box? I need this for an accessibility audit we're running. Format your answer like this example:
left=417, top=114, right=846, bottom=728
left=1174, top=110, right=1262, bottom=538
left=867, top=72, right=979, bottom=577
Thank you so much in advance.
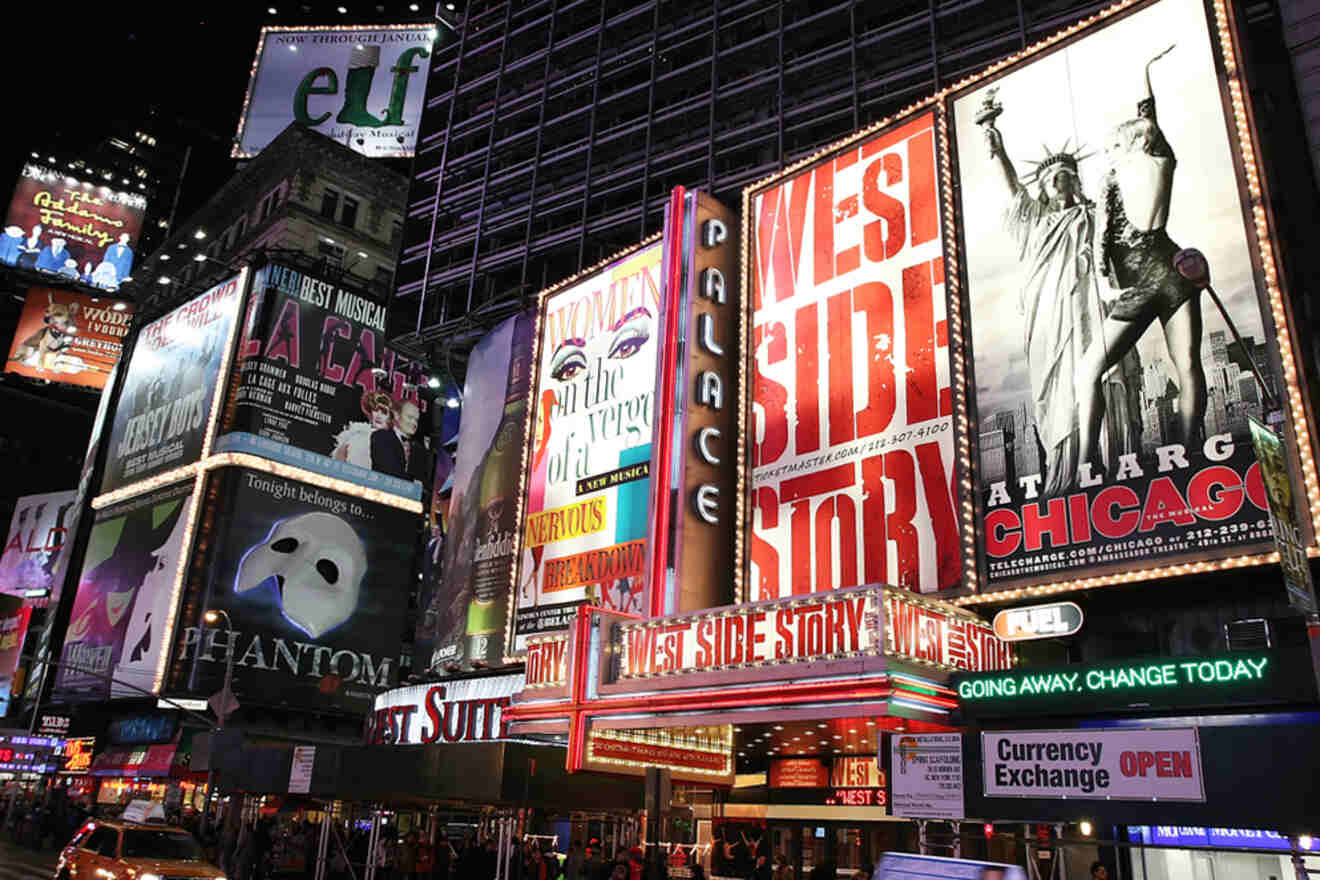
left=234, top=25, right=440, bottom=159
left=100, top=274, right=246, bottom=494
left=215, top=262, right=428, bottom=500
left=169, top=466, right=416, bottom=712
left=5, top=289, right=131, bottom=390
left=951, top=0, right=1318, bottom=595
left=512, top=241, right=665, bottom=652
left=746, top=109, right=958, bottom=598
left=1, top=164, right=145, bottom=291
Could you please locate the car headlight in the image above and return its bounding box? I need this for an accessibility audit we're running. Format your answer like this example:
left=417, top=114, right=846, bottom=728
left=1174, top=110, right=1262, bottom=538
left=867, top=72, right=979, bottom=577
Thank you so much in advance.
left=139, top=873, right=163, bottom=880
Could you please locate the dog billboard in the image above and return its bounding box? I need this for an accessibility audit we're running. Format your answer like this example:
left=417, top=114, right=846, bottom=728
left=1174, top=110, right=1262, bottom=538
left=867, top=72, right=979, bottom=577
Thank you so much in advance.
left=5, top=288, right=131, bottom=390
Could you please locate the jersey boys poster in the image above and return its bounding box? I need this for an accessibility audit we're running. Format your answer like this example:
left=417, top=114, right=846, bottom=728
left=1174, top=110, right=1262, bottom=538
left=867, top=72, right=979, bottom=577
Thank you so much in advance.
left=0, top=490, right=77, bottom=603
left=101, top=276, right=245, bottom=493
left=748, top=111, right=958, bottom=597
left=169, top=466, right=416, bottom=712
left=416, top=312, right=533, bottom=672
left=217, top=262, right=427, bottom=499
left=5, top=289, right=131, bottom=389
left=53, top=482, right=194, bottom=701
left=513, top=243, right=664, bottom=650
left=952, top=0, right=1295, bottom=589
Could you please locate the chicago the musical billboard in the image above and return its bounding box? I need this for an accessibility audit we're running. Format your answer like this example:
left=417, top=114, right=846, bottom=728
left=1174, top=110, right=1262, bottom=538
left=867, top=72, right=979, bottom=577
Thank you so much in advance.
left=746, top=110, right=958, bottom=598
left=950, top=0, right=1315, bottom=593
left=512, top=242, right=664, bottom=651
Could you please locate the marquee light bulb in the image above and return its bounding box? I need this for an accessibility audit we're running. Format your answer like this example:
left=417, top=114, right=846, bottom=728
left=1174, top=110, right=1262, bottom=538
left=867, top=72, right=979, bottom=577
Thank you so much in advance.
left=1079, top=821, right=1093, bottom=837
left=1300, top=836, right=1313, bottom=851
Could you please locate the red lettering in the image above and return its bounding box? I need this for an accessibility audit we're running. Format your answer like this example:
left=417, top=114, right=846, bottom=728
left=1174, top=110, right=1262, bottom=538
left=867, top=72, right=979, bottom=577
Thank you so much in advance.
left=915, top=441, right=959, bottom=590
left=814, top=494, right=859, bottom=591
left=1186, top=465, right=1244, bottom=521
left=1091, top=486, right=1141, bottom=539
left=902, top=261, right=937, bottom=425
left=906, top=128, right=938, bottom=247
left=1139, top=477, right=1196, bottom=531
left=827, top=290, right=855, bottom=446
left=853, top=281, right=897, bottom=437
left=753, top=323, right=789, bottom=467
left=795, top=303, right=820, bottom=454
left=862, top=152, right=905, bottom=262
left=985, top=509, right=1022, bottom=557
left=1022, top=497, right=1069, bottom=552
left=884, top=449, right=919, bottom=590
left=814, top=160, right=836, bottom=286
left=752, top=487, right=781, bottom=600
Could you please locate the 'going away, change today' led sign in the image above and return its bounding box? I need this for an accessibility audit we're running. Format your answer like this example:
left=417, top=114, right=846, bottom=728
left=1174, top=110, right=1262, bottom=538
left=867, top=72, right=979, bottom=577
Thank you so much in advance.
left=953, top=652, right=1317, bottom=719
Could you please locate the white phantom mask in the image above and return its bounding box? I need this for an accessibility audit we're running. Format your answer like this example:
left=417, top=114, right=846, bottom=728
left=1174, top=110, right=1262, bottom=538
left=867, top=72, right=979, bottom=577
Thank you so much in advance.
left=235, top=513, right=366, bottom=638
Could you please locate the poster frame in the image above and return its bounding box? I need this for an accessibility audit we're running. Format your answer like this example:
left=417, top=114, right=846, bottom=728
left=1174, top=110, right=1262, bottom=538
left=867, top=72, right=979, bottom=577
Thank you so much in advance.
left=736, top=99, right=970, bottom=602
left=504, top=233, right=664, bottom=662
left=940, top=0, right=1320, bottom=602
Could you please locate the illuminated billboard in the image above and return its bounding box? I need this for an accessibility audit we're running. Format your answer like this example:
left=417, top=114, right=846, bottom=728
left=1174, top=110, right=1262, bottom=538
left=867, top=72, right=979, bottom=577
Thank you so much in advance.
left=99, top=275, right=245, bottom=495
left=2, top=164, right=145, bottom=290
left=511, top=241, right=665, bottom=652
left=234, top=25, right=439, bottom=159
left=745, top=110, right=958, bottom=598
left=0, top=490, right=76, bottom=603
left=215, top=262, right=428, bottom=500
left=950, top=0, right=1319, bottom=597
left=5, top=288, right=131, bottom=390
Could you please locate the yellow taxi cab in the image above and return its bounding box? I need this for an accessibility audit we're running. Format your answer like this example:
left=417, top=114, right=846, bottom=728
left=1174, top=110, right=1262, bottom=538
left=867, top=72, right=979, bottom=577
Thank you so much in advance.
left=56, top=802, right=224, bottom=880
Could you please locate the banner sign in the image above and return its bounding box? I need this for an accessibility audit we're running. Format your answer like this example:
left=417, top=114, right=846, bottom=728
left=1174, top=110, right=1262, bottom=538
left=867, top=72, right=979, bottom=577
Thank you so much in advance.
left=748, top=110, right=957, bottom=597
left=523, top=634, right=569, bottom=689
left=891, top=733, right=964, bottom=819
left=170, top=466, right=416, bottom=713
left=54, top=482, right=195, bottom=701
left=101, top=275, right=245, bottom=493
left=5, top=289, right=130, bottom=389
left=991, top=602, right=1084, bottom=642
left=364, top=672, right=523, bottom=745
left=0, top=597, right=32, bottom=717
left=218, top=262, right=427, bottom=499
left=586, top=730, right=732, bottom=779
left=0, top=490, right=77, bottom=603
left=954, top=652, right=1307, bottom=718
left=952, top=0, right=1300, bottom=591
left=1129, top=825, right=1290, bottom=851
left=885, top=590, right=1013, bottom=672
left=982, top=728, right=1205, bottom=802
left=2, top=164, right=145, bottom=290
left=769, top=758, right=830, bottom=788
left=234, top=25, right=439, bottom=159
left=289, top=745, right=315, bottom=794
left=832, top=755, right=885, bottom=789
left=514, top=242, right=665, bottom=651
left=59, top=736, right=96, bottom=775
left=416, top=313, right=534, bottom=673
left=1248, top=417, right=1317, bottom=614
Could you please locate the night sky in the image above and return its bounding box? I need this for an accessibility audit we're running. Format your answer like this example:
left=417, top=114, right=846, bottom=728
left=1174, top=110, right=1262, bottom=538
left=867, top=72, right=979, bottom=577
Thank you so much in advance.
left=1, top=3, right=438, bottom=231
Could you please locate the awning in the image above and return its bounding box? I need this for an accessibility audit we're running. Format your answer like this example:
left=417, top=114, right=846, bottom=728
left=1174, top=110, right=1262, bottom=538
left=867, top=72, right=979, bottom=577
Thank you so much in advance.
left=89, top=743, right=178, bottom=777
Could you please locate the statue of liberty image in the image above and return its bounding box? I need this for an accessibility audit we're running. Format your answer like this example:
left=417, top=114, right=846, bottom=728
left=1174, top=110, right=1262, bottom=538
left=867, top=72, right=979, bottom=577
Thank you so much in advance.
left=978, top=85, right=1143, bottom=496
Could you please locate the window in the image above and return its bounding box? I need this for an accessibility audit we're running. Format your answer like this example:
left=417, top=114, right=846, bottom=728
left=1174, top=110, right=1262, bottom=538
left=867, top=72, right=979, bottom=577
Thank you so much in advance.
left=341, top=195, right=359, bottom=230
left=321, top=187, right=340, bottom=220
left=84, top=828, right=119, bottom=857
left=319, top=240, right=346, bottom=268
left=260, top=193, right=277, bottom=222
left=122, top=830, right=204, bottom=861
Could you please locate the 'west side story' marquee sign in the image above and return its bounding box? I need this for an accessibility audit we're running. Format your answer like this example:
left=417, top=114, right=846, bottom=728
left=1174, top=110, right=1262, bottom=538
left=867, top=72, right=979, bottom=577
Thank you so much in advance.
left=618, top=584, right=1011, bottom=680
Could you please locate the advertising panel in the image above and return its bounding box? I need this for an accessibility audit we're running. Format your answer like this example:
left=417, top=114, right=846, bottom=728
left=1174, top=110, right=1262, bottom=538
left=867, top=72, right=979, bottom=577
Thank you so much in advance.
left=891, top=733, right=964, bottom=819
left=513, top=242, right=665, bottom=651
left=216, top=262, right=428, bottom=499
left=100, top=275, right=245, bottom=494
left=1248, top=417, right=1317, bottom=614
left=234, top=25, right=439, bottom=159
left=769, top=758, right=829, bottom=788
left=0, top=597, right=32, bottom=717
left=171, top=466, right=416, bottom=713
left=747, top=110, right=957, bottom=598
left=952, top=0, right=1306, bottom=592
left=415, top=313, right=534, bottom=672
left=1, top=164, right=146, bottom=290
left=5, top=289, right=131, bottom=389
left=981, top=728, right=1205, bottom=802
left=1129, top=826, right=1290, bottom=851
left=364, top=672, right=523, bottom=745
left=0, top=490, right=77, bottom=602
left=53, top=482, right=195, bottom=702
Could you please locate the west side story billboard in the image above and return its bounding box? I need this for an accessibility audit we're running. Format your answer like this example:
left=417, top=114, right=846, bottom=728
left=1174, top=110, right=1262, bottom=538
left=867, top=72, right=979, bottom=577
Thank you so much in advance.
left=100, top=276, right=245, bottom=493
left=512, top=243, right=665, bottom=652
left=747, top=110, right=958, bottom=597
left=215, top=262, right=428, bottom=499
left=950, top=0, right=1312, bottom=592
left=234, top=25, right=439, bottom=159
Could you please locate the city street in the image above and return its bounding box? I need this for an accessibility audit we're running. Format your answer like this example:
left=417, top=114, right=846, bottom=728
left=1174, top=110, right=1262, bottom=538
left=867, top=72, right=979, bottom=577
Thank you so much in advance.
left=0, top=838, right=55, bottom=880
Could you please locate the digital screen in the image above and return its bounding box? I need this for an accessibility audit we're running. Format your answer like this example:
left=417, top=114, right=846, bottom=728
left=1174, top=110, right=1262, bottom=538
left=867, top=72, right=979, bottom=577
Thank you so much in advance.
left=825, top=788, right=887, bottom=807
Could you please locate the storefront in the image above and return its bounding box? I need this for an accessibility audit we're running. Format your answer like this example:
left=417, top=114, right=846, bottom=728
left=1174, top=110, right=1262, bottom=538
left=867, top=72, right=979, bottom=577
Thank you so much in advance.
left=89, top=729, right=208, bottom=815
left=1126, top=826, right=1320, bottom=880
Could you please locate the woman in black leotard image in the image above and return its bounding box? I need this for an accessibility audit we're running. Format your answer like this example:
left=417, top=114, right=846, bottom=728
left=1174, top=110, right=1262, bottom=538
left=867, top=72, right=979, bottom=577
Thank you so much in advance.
left=1076, top=44, right=1208, bottom=473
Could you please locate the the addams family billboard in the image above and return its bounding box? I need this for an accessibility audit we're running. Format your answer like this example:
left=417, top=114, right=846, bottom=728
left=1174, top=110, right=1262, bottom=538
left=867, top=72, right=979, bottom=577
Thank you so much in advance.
left=1, top=165, right=144, bottom=291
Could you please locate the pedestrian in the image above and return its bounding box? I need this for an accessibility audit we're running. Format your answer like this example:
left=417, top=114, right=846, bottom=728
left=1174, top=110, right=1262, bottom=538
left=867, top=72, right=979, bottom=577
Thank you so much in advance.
left=1090, top=863, right=1108, bottom=880
left=376, top=826, right=399, bottom=880
left=400, top=831, right=420, bottom=880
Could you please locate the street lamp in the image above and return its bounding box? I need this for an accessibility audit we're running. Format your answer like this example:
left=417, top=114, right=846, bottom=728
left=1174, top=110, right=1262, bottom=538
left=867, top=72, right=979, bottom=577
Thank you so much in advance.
left=203, top=608, right=236, bottom=727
